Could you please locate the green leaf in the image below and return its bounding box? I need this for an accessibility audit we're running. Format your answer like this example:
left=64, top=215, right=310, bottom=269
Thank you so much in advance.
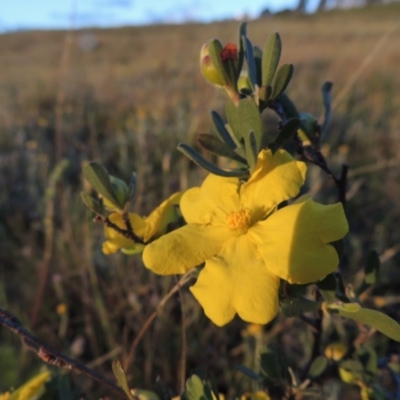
left=281, top=297, right=320, bottom=318
left=259, top=347, right=288, bottom=384
left=196, top=134, right=247, bottom=164
left=320, top=81, right=333, bottom=140
left=83, top=162, right=121, bottom=208
left=355, top=345, right=378, bottom=378
left=235, top=365, right=262, bottom=381
left=185, top=375, right=213, bottom=400
left=128, top=172, right=138, bottom=203
left=333, top=306, right=400, bottom=342
left=208, top=39, right=227, bottom=86
left=270, top=64, right=294, bottom=100
left=276, top=93, right=300, bottom=120
left=112, top=360, right=135, bottom=400
left=253, top=46, right=263, bottom=87
left=244, top=130, right=258, bottom=170
left=299, top=112, right=319, bottom=145
left=211, top=110, right=239, bottom=149
left=225, top=99, right=243, bottom=142
left=238, top=98, right=263, bottom=151
left=258, top=85, right=273, bottom=109
left=131, top=390, right=160, bottom=400
left=81, top=192, right=106, bottom=217
left=329, top=302, right=361, bottom=313
left=262, top=32, right=281, bottom=87
left=177, top=143, right=249, bottom=178
left=243, top=36, right=257, bottom=91
left=308, top=356, right=328, bottom=380
left=269, top=118, right=300, bottom=153
left=237, top=22, right=247, bottom=74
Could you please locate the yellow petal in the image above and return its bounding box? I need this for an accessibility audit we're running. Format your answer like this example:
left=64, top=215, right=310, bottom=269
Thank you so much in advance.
left=103, top=213, right=147, bottom=254
left=241, top=149, right=306, bottom=220
left=105, top=213, right=147, bottom=240
left=144, top=192, right=182, bottom=241
left=181, top=174, right=241, bottom=225
left=251, top=198, right=348, bottom=284
left=190, top=235, right=280, bottom=326
left=15, top=370, right=51, bottom=400
left=143, top=224, right=231, bottom=275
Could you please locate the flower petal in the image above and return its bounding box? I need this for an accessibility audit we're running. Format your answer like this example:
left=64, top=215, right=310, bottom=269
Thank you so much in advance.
left=241, top=149, right=306, bottom=220
left=143, top=224, right=231, bottom=275
left=181, top=174, right=241, bottom=225
left=251, top=197, right=348, bottom=284
left=190, top=235, right=280, bottom=326
left=144, top=192, right=182, bottom=241
left=103, top=213, right=147, bottom=254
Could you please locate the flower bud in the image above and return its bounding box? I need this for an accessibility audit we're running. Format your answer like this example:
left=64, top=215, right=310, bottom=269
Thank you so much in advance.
left=200, top=43, right=225, bottom=86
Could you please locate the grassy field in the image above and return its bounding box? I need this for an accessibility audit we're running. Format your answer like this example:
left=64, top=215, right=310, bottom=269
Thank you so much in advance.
left=1, top=3, right=400, bottom=398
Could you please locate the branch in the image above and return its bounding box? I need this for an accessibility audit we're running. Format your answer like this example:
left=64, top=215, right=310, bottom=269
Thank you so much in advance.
left=0, top=307, right=128, bottom=399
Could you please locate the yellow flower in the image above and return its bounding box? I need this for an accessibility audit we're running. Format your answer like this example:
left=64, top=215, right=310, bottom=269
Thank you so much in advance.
left=103, top=192, right=182, bottom=255
left=8, top=370, right=51, bottom=400
left=143, top=150, right=348, bottom=326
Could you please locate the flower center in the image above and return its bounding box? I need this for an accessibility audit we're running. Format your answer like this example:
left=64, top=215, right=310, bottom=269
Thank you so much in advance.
left=226, top=208, right=251, bottom=233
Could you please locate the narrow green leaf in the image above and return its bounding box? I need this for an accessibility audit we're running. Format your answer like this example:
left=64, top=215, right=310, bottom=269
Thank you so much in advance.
left=269, top=118, right=300, bottom=153
left=237, top=22, right=247, bottom=76
left=329, top=302, right=361, bottom=313
left=211, top=110, right=239, bottom=149
left=281, top=297, right=320, bottom=318
left=128, top=172, right=137, bottom=203
left=208, top=39, right=227, bottom=86
left=355, top=345, right=378, bottom=378
left=83, top=162, right=121, bottom=207
left=112, top=360, right=135, bottom=400
left=244, top=130, right=258, bottom=170
left=81, top=192, right=106, bottom=217
left=270, top=63, right=294, bottom=100
left=235, top=365, right=262, bottom=381
left=334, top=307, right=400, bottom=342
left=276, top=93, right=300, bottom=120
left=258, top=85, right=272, bottom=103
left=177, top=143, right=249, bottom=178
left=208, top=373, right=219, bottom=400
left=260, top=347, right=288, bottom=384
left=242, top=36, right=257, bottom=91
left=262, top=32, right=281, bottom=87
left=308, top=356, right=328, bottom=380
left=225, top=99, right=243, bottom=142
left=320, top=81, right=333, bottom=141
left=196, top=134, right=247, bottom=164
left=253, top=46, right=262, bottom=87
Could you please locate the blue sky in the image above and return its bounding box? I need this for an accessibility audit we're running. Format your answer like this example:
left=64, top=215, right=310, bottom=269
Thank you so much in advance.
left=0, top=0, right=306, bottom=32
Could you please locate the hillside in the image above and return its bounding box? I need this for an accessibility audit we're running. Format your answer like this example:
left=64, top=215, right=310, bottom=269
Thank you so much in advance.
left=1, top=3, right=400, bottom=396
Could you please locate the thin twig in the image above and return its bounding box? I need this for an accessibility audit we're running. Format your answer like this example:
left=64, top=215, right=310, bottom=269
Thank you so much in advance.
left=177, top=276, right=188, bottom=393
left=123, top=270, right=196, bottom=371
left=0, top=307, right=127, bottom=399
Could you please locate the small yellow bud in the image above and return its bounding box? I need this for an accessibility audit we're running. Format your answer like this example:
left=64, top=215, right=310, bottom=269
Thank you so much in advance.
left=324, top=342, right=347, bottom=361
left=56, top=303, right=68, bottom=316
left=200, top=44, right=225, bottom=87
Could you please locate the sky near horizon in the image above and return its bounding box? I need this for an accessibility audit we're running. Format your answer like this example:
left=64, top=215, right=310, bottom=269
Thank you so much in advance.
left=0, top=0, right=312, bottom=32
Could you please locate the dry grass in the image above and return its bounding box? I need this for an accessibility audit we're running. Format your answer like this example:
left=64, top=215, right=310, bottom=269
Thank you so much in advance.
left=1, top=3, right=400, bottom=397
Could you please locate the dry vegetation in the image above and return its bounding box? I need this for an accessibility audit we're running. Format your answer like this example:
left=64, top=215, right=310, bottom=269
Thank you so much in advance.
left=1, top=3, right=400, bottom=397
